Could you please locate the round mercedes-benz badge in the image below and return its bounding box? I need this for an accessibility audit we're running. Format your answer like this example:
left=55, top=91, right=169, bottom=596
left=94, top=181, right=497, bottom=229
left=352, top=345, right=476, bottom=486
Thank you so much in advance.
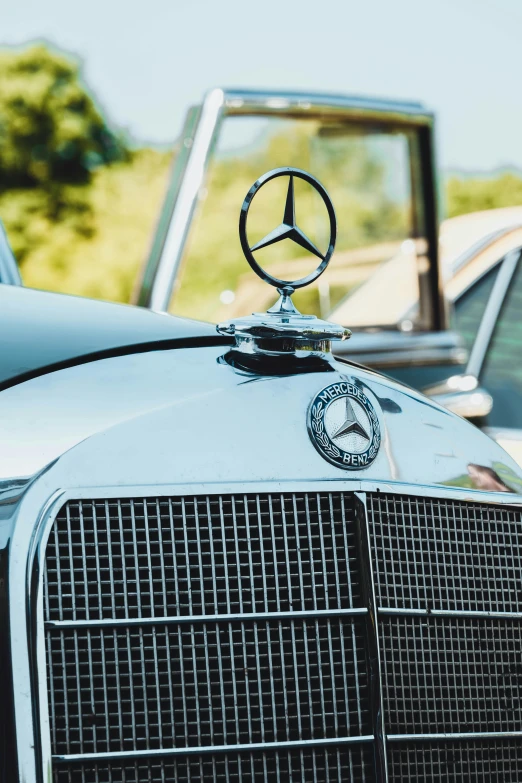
left=308, top=381, right=381, bottom=469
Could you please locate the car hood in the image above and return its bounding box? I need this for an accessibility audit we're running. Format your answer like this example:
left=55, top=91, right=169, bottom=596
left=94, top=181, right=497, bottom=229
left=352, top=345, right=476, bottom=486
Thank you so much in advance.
left=2, top=343, right=522, bottom=491
left=0, top=284, right=230, bottom=388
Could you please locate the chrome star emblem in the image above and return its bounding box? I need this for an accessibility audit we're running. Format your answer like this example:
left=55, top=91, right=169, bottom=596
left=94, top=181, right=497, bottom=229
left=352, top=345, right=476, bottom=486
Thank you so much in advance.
left=238, top=167, right=336, bottom=291
left=250, top=176, right=324, bottom=259
left=308, top=381, right=381, bottom=470
left=332, top=396, right=370, bottom=442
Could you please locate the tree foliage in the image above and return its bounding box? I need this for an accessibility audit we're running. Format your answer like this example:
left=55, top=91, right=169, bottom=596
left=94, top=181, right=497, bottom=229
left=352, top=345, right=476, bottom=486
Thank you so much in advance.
left=0, top=42, right=144, bottom=301
left=0, top=148, right=172, bottom=300
left=0, top=43, right=125, bottom=189
left=446, top=172, right=522, bottom=218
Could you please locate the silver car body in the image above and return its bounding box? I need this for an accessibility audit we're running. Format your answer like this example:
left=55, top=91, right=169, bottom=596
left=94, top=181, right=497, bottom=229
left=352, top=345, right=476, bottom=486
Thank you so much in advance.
left=5, top=333, right=522, bottom=781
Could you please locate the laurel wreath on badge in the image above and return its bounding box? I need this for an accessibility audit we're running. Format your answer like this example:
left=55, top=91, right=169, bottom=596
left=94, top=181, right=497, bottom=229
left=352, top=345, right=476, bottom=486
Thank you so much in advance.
left=311, top=402, right=341, bottom=458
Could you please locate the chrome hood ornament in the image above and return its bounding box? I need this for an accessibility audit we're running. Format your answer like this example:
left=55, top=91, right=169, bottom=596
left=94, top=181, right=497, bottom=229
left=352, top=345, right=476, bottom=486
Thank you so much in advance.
left=217, top=167, right=351, bottom=356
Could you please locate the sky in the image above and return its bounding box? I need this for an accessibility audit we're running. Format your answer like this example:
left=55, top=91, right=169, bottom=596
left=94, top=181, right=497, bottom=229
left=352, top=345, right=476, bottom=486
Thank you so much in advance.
left=2, top=0, right=522, bottom=172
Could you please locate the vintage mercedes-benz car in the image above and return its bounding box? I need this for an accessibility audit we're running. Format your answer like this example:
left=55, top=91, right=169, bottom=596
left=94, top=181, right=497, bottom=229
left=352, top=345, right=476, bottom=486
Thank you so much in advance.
left=2, top=163, right=522, bottom=783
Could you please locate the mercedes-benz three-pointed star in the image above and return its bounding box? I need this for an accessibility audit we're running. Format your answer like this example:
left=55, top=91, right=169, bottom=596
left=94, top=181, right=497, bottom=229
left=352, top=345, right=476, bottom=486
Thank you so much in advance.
left=332, top=397, right=370, bottom=441
left=250, top=176, right=325, bottom=259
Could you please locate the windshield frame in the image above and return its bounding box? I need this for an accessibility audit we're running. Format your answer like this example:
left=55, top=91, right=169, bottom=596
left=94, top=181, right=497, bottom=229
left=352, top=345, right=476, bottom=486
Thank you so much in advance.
left=136, top=87, right=443, bottom=331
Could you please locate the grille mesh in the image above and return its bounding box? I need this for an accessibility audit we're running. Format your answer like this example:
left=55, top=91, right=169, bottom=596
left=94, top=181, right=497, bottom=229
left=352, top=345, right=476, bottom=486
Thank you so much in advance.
left=45, top=495, right=361, bottom=622
left=367, top=493, right=522, bottom=612
left=44, top=493, right=371, bottom=782
left=388, top=740, right=522, bottom=782
left=369, top=493, right=522, bottom=780
left=380, top=615, right=522, bottom=734
left=48, top=620, right=368, bottom=755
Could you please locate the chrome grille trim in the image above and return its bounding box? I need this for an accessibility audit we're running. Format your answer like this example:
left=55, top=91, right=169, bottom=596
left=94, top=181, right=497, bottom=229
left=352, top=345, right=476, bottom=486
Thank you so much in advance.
left=380, top=614, right=522, bottom=735
left=45, top=607, right=369, bottom=629
left=54, top=733, right=376, bottom=762
left=44, top=493, right=363, bottom=621
left=45, top=613, right=370, bottom=754
left=368, top=491, right=522, bottom=779
left=55, top=745, right=375, bottom=783
left=388, top=731, right=522, bottom=742
left=354, top=492, right=388, bottom=781
left=388, top=739, right=522, bottom=783
left=379, top=607, right=522, bottom=620
left=368, top=492, right=522, bottom=613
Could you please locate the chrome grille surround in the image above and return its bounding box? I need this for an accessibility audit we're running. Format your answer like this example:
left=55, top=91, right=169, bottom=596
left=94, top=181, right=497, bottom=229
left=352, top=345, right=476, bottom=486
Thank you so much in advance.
left=35, top=483, right=522, bottom=783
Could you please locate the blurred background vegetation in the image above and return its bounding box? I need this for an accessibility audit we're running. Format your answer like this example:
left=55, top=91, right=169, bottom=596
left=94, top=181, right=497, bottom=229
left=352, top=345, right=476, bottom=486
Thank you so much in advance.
left=0, top=43, right=173, bottom=301
left=2, top=42, right=522, bottom=305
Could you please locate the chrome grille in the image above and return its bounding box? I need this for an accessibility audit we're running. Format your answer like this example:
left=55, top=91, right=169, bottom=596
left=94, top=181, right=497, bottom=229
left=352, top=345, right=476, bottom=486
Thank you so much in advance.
left=368, top=493, right=522, bottom=612
left=43, top=489, right=522, bottom=781
left=45, top=495, right=362, bottom=621
left=369, top=492, right=522, bottom=780
left=380, top=615, right=522, bottom=734
left=48, top=620, right=368, bottom=754
left=44, top=493, right=372, bottom=782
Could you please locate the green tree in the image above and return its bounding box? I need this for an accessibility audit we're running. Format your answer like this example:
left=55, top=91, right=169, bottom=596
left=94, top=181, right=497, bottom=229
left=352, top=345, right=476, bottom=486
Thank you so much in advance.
left=446, top=172, right=522, bottom=218
left=0, top=43, right=125, bottom=190
left=0, top=42, right=137, bottom=288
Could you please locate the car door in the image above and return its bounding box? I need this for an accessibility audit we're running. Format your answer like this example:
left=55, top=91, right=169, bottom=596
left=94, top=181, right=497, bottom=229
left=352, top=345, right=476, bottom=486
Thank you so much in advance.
left=453, top=246, right=522, bottom=465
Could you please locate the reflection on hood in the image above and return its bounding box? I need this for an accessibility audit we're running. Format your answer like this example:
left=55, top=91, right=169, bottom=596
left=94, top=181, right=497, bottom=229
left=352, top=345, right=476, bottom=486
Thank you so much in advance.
left=467, top=463, right=512, bottom=493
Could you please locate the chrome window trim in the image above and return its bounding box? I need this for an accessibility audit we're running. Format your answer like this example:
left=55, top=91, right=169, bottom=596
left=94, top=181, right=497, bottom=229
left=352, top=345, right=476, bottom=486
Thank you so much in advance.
left=466, top=247, right=521, bottom=379
left=136, top=87, right=442, bottom=330
left=0, top=220, right=22, bottom=286
left=450, top=224, right=522, bottom=279
left=139, top=88, right=225, bottom=313
left=16, top=477, right=522, bottom=783
left=451, top=255, right=503, bottom=307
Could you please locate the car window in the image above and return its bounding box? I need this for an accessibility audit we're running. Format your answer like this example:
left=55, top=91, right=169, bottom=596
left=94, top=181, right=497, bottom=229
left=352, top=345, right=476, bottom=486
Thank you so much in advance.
left=481, top=257, right=522, bottom=428
left=169, top=115, right=427, bottom=329
left=452, top=263, right=499, bottom=353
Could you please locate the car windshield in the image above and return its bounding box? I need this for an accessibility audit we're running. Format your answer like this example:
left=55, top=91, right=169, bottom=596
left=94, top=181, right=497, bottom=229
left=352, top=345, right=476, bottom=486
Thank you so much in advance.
left=168, top=115, right=427, bottom=329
